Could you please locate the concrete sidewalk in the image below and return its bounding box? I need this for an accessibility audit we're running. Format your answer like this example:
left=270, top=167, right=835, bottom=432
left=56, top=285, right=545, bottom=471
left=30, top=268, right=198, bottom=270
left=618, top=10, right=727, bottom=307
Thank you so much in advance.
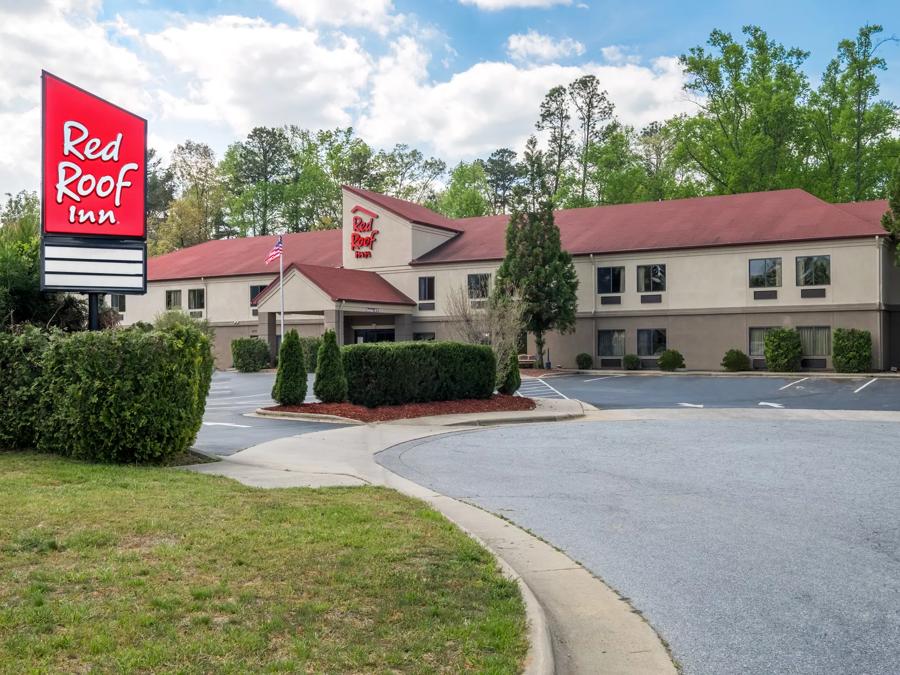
left=186, top=417, right=674, bottom=675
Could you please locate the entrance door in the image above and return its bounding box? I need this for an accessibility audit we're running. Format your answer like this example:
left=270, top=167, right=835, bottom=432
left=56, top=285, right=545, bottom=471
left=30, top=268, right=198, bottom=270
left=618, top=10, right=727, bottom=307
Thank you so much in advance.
left=354, top=328, right=395, bottom=344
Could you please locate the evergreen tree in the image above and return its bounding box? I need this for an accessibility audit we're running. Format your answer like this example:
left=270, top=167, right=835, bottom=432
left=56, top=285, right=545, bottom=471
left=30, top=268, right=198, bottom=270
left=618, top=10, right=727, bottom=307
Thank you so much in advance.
left=313, top=330, right=348, bottom=403
left=271, top=330, right=307, bottom=405
left=882, top=161, right=900, bottom=264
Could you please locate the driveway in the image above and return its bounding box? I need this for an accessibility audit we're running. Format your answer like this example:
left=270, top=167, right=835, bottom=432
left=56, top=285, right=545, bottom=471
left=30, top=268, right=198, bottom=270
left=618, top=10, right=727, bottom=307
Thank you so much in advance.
left=377, top=416, right=900, bottom=674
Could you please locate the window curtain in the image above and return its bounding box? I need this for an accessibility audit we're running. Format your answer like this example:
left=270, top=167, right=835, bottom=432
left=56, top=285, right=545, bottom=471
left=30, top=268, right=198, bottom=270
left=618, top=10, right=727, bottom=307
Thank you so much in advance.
left=798, top=327, right=831, bottom=356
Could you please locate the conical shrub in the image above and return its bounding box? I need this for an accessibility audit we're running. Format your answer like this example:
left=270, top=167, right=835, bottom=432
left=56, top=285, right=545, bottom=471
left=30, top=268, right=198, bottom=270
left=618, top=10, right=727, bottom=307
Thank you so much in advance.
left=496, top=350, right=521, bottom=395
left=271, top=330, right=307, bottom=405
left=313, top=330, right=348, bottom=403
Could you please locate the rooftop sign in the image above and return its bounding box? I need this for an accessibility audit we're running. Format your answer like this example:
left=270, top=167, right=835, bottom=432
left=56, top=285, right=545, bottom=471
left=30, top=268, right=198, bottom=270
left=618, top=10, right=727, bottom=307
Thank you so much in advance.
left=350, top=204, right=379, bottom=259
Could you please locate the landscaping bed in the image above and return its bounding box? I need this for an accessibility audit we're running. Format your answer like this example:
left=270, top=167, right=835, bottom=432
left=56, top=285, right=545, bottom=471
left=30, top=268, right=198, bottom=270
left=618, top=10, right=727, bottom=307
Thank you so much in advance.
left=266, top=394, right=536, bottom=423
left=0, top=453, right=527, bottom=673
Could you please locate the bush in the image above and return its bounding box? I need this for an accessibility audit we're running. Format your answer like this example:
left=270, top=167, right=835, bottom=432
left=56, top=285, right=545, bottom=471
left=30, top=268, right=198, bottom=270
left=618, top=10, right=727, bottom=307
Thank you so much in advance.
left=154, top=309, right=215, bottom=339
left=37, top=323, right=213, bottom=464
left=231, top=337, right=270, bottom=372
left=297, top=336, right=322, bottom=373
left=272, top=330, right=307, bottom=405
left=721, top=348, right=751, bottom=372
left=832, top=328, right=872, bottom=373
left=313, top=330, right=347, bottom=403
left=343, top=341, right=496, bottom=407
left=0, top=327, right=50, bottom=450
left=496, top=350, right=521, bottom=395
left=764, top=328, right=802, bottom=372
left=658, top=349, right=685, bottom=371
left=623, top=353, right=641, bottom=370
left=575, top=352, right=593, bottom=370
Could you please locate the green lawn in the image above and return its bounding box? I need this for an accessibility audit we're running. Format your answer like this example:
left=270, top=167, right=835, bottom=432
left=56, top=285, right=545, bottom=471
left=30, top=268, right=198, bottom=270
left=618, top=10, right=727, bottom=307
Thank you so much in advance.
left=0, top=453, right=527, bottom=673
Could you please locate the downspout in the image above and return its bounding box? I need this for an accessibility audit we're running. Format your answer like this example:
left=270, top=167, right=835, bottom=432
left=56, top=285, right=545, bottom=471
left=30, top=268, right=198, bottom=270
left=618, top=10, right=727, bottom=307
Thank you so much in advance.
left=590, top=253, right=597, bottom=361
left=877, top=236, right=884, bottom=370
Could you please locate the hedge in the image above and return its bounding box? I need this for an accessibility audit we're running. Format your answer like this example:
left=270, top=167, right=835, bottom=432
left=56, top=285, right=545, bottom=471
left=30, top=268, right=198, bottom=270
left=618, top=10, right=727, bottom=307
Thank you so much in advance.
left=343, top=341, right=496, bottom=407
left=832, top=328, right=872, bottom=373
left=37, top=324, right=213, bottom=464
left=0, top=327, right=50, bottom=450
left=272, top=330, right=307, bottom=405
left=764, top=328, right=803, bottom=372
left=721, top=348, right=751, bottom=372
left=231, top=337, right=270, bottom=372
left=297, top=336, right=322, bottom=373
left=658, top=349, right=685, bottom=371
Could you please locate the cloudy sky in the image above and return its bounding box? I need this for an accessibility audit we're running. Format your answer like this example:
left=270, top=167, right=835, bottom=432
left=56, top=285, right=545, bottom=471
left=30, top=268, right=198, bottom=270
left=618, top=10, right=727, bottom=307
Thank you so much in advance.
left=1, top=0, right=898, bottom=198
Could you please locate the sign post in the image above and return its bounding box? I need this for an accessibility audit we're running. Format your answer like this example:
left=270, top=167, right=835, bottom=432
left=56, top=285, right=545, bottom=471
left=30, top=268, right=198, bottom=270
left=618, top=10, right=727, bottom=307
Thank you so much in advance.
left=40, top=71, right=148, bottom=328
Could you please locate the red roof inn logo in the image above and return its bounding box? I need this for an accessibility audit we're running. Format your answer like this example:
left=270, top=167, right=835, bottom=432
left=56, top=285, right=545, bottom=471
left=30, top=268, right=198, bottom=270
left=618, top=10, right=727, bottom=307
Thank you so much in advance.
left=350, top=205, right=379, bottom=258
left=42, top=71, right=146, bottom=238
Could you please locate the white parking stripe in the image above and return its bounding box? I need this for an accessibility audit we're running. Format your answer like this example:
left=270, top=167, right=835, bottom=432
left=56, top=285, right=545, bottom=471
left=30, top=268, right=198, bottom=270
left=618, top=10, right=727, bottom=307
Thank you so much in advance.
left=539, top=379, right=569, bottom=400
left=778, top=377, right=808, bottom=390
left=759, top=401, right=784, bottom=408
left=584, top=376, right=615, bottom=382
left=853, top=378, right=878, bottom=394
left=677, top=402, right=704, bottom=408
left=202, top=422, right=252, bottom=428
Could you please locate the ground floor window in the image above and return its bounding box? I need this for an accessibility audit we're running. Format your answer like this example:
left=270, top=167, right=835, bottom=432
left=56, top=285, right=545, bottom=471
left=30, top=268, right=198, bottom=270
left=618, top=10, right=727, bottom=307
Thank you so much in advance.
left=749, top=327, right=775, bottom=356
left=798, top=326, right=831, bottom=356
left=467, top=274, right=490, bottom=308
left=166, top=290, right=182, bottom=310
left=637, top=329, right=666, bottom=356
left=597, top=329, right=625, bottom=356
left=413, top=332, right=436, bottom=341
left=109, top=293, right=126, bottom=313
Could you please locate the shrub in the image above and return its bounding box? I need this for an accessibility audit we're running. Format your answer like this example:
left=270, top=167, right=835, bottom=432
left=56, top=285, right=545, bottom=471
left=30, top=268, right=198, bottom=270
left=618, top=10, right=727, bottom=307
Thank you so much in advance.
left=832, top=328, right=872, bottom=373
left=272, top=330, right=307, bottom=405
left=297, top=336, right=322, bottom=373
left=721, top=348, right=751, bottom=372
left=313, top=330, right=347, bottom=403
left=0, top=327, right=50, bottom=450
left=343, top=341, right=496, bottom=407
left=575, top=352, right=593, bottom=370
left=231, top=337, right=270, bottom=372
left=764, top=328, right=802, bottom=372
left=154, top=309, right=215, bottom=339
left=658, top=349, right=685, bottom=371
left=496, top=350, right=521, bottom=395
left=623, top=353, right=641, bottom=370
left=37, top=324, right=213, bottom=464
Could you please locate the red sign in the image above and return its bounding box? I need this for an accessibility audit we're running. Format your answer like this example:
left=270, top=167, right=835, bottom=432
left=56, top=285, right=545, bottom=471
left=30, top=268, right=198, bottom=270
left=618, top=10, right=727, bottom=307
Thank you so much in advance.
left=42, top=71, right=146, bottom=238
left=350, top=205, right=379, bottom=258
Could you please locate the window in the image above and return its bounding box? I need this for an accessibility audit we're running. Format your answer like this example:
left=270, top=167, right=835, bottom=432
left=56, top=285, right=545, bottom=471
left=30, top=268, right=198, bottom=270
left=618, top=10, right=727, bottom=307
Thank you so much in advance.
left=637, top=264, right=666, bottom=293
left=250, top=284, right=267, bottom=316
left=188, top=288, right=205, bottom=310
left=637, top=329, right=666, bottom=357
left=597, top=267, right=625, bottom=294
left=749, top=258, right=782, bottom=288
left=418, top=277, right=435, bottom=301
left=109, top=294, right=126, bottom=313
left=798, top=326, right=831, bottom=356
left=597, top=330, right=625, bottom=357
left=796, top=256, right=830, bottom=286
left=413, top=332, right=436, bottom=341
left=749, top=327, right=775, bottom=356
left=165, top=290, right=182, bottom=310
left=467, top=274, right=490, bottom=308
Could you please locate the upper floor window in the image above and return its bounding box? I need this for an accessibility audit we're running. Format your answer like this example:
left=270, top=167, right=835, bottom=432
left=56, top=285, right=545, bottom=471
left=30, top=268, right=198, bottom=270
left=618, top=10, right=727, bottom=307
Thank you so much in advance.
left=637, top=264, right=666, bottom=293
left=597, top=266, right=624, bottom=294
left=418, top=277, right=435, bottom=301
left=796, top=256, right=830, bottom=286
left=188, top=288, right=205, bottom=311
left=467, top=274, right=490, bottom=308
left=109, top=294, right=126, bottom=313
left=165, top=290, right=182, bottom=310
left=250, top=284, right=267, bottom=316
left=749, top=258, right=782, bottom=288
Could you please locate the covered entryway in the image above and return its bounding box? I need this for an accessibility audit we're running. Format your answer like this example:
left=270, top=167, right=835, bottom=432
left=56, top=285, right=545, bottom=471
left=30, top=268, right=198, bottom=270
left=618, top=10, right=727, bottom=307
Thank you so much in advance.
left=354, top=328, right=395, bottom=343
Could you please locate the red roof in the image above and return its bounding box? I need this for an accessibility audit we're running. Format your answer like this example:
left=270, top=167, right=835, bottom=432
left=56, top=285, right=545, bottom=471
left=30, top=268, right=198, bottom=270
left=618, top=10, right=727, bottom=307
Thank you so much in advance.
left=834, top=200, right=889, bottom=225
left=343, top=185, right=462, bottom=233
left=413, top=188, right=885, bottom=265
left=254, top=263, right=415, bottom=306
left=148, top=230, right=341, bottom=281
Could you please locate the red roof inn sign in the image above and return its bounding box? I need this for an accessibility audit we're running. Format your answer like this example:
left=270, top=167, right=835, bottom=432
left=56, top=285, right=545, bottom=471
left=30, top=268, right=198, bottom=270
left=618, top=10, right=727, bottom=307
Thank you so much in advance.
left=350, top=205, right=379, bottom=258
left=40, top=71, right=147, bottom=297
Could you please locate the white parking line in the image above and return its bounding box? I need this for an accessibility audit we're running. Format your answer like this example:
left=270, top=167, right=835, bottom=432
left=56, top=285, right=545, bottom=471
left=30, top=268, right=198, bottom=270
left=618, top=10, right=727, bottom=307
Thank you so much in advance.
left=677, top=402, right=704, bottom=408
left=778, top=377, right=808, bottom=390
left=853, top=378, right=878, bottom=394
left=202, top=422, right=252, bottom=428
left=758, top=401, right=784, bottom=408
left=584, top=376, right=616, bottom=382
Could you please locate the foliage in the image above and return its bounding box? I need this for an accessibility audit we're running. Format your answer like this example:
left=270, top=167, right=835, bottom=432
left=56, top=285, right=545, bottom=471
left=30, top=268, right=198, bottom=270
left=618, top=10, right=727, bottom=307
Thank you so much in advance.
left=37, top=324, right=213, bottom=463
left=764, top=328, right=803, bottom=372
left=313, top=329, right=348, bottom=403
left=883, top=160, right=900, bottom=264
left=658, top=349, right=686, bottom=371
left=832, top=328, right=872, bottom=373
left=721, top=348, right=752, bottom=372
left=343, top=342, right=496, bottom=407
left=623, top=354, right=641, bottom=370
left=434, top=161, right=491, bottom=218
left=484, top=148, right=520, bottom=213
left=568, top=74, right=615, bottom=205
left=231, top=337, right=270, bottom=372
left=272, top=330, right=307, bottom=405
left=154, top=310, right=215, bottom=339
left=496, top=350, right=521, bottom=395
left=297, top=335, right=323, bottom=372
left=575, top=352, right=594, bottom=369
left=0, top=327, right=49, bottom=450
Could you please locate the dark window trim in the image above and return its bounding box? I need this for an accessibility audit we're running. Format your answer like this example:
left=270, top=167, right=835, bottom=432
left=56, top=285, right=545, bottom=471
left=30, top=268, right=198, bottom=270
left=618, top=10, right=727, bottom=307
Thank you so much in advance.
left=748, top=257, right=782, bottom=288
left=188, top=288, right=205, bottom=311
left=418, top=276, right=435, bottom=302
left=637, top=264, right=666, bottom=293
left=597, top=266, right=625, bottom=295
left=795, top=255, right=831, bottom=287
left=597, top=329, right=626, bottom=357
left=636, top=328, right=667, bottom=357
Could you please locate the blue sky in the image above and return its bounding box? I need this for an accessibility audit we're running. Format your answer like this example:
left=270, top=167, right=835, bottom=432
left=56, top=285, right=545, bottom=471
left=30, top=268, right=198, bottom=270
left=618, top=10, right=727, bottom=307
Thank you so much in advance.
left=1, top=0, right=898, bottom=198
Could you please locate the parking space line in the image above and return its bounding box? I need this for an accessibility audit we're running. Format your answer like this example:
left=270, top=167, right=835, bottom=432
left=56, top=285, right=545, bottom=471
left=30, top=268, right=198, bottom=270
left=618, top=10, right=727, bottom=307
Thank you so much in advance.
left=677, top=402, right=704, bottom=408
left=853, top=378, right=878, bottom=394
left=759, top=401, right=784, bottom=408
left=778, top=377, right=808, bottom=390
left=539, top=379, right=569, bottom=399
left=584, top=376, right=616, bottom=382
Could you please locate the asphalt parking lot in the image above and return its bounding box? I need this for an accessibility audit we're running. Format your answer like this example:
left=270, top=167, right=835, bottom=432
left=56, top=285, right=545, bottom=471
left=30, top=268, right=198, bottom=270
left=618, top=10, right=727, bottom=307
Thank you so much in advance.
left=523, top=372, right=900, bottom=410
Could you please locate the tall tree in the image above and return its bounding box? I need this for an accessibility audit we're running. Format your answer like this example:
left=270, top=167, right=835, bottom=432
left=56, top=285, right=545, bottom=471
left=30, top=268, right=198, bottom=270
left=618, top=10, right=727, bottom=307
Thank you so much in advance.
left=536, top=86, right=574, bottom=197
left=378, top=143, right=446, bottom=202
left=585, top=123, right=645, bottom=205
left=882, top=161, right=900, bottom=264
left=513, top=136, right=553, bottom=212
left=145, top=148, right=175, bottom=252
left=435, top=161, right=491, bottom=218
left=568, top=75, right=615, bottom=205
left=484, top=148, right=519, bottom=214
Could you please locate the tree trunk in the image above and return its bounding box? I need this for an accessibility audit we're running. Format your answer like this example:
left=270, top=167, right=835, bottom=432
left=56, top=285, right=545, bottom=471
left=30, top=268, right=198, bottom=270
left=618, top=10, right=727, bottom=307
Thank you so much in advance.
left=535, top=331, right=545, bottom=369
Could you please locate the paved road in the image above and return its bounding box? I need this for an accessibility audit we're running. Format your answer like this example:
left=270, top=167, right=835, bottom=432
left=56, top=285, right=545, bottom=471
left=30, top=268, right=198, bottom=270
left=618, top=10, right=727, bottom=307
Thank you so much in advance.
left=525, top=373, right=900, bottom=410
left=378, top=418, right=900, bottom=675
left=196, top=371, right=342, bottom=456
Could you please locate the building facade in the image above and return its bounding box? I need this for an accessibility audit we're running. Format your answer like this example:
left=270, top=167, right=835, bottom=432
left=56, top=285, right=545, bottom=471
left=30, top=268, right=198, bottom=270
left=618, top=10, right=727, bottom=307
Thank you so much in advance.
left=117, top=186, right=900, bottom=371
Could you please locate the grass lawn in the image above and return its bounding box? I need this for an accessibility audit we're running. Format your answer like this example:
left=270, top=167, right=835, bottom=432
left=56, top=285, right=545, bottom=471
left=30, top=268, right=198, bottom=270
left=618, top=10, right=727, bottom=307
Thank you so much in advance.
left=0, top=453, right=527, bottom=673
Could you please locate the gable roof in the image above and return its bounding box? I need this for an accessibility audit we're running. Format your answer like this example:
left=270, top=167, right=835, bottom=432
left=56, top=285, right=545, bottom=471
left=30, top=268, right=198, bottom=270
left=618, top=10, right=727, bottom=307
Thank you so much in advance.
left=342, top=185, right=462, bottom=233
left=253, top=263, right=415, bottom=307
left=834, top=200, right=889, bottom=226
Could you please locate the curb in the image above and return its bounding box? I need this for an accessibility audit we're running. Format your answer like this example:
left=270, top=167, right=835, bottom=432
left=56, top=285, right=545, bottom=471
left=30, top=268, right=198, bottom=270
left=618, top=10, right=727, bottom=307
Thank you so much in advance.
left=254, top=407, right=586, bottom=427
left=253, top=409, right=363, bottom=424
left=547, top=368, right=899, bottom=379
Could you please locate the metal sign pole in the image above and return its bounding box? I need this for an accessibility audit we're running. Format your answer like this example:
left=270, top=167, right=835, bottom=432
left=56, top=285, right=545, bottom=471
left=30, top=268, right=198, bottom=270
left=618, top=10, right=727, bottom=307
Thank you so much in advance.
left=88, top=293, right=100, bottom=331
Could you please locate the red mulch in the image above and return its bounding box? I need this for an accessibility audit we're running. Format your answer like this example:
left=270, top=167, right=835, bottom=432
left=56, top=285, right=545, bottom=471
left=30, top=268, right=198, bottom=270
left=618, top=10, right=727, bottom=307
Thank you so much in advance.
left=266, top=394, right=536, bottom=423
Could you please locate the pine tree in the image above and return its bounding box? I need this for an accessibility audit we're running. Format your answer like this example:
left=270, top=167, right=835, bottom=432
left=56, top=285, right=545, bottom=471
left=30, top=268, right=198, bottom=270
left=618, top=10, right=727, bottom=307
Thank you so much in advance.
left=271, top=330, right=307, bottom=405
left=313, top=330, right=348, bottom=403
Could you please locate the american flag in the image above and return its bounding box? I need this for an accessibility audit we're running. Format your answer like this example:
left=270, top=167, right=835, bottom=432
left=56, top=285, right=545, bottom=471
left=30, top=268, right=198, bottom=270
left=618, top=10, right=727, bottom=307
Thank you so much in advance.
left=264, top=236, right=283, bottom=265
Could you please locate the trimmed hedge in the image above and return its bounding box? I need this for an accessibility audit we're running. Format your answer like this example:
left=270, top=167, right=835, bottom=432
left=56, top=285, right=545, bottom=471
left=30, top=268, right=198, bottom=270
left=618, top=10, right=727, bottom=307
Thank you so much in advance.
left=764, top=328, right=802, bottom=372
left=496, top=350, right=521, bottom=395
left=231, top=337, right=270, bottom=372
left=313, top=330, right=347, bottom=403
left=343, top=341, right=496, bottom=407
left=658, top=349, right=685, bottom=371
left=833, top=328, right=872, bottom=373
left=297, top=336, right=322, bottom=373
left=37, top=324, right=213, bottom=464
left=272, top=330, right=307, bottom=405
left=0, top=327, right=50, bottom=450
left=721, top=348, right=751, bottom=372
left=575, top=353, right=593, bottom=369
left=623, top=354, right=640, bottom=370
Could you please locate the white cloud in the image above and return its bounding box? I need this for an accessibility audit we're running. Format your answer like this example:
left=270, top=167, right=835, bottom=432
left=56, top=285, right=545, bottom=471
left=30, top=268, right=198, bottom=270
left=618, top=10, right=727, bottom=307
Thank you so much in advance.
left=459, top=0, right=572, bottom=9
left=601, top=45, right=640, bottom=65
left=274, top=0, right=397, bottom=34
left=507, top=30, right=584, bottom=63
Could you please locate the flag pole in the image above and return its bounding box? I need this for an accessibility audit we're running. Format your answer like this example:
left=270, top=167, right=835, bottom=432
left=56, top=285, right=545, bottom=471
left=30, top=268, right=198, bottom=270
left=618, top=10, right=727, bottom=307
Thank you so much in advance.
left=279, top=243, right=284, bottom=341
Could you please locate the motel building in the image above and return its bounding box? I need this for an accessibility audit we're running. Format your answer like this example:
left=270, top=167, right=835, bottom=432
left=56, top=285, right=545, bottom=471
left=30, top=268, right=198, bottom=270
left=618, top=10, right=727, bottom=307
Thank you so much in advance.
left=115, top=185, right=900, bottom=372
